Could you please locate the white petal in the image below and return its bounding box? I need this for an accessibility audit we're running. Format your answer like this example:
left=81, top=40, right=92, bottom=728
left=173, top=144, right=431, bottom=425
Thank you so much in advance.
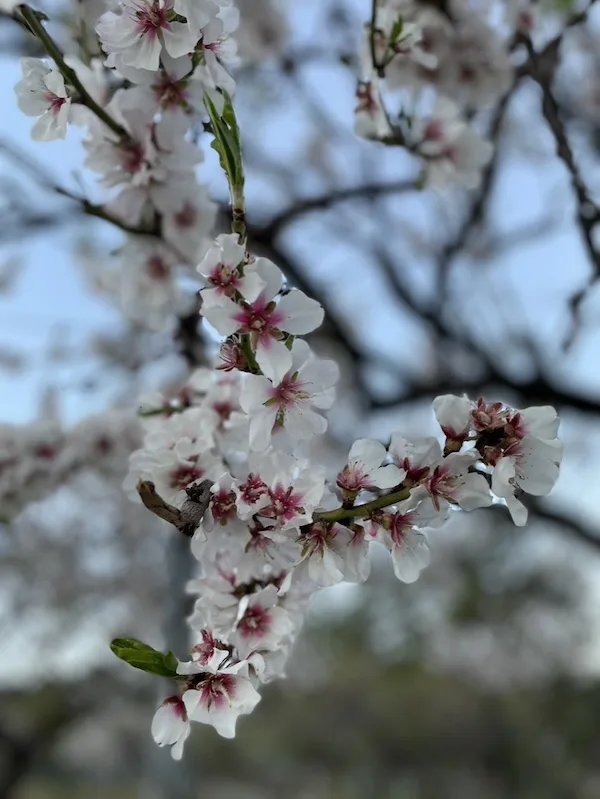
left=518, top=406, right=560, bottom=440
left=456, top=473, right=492, bottom=511
left=432, top=394, right=472, bottom=437
left=391, top=532, right=430, bottom=583
left=254, top=258, right=283, bottom=301
left=277, top=291, right=324, bottom=334
left=369, top=464, right=405, bottom=489
left=348, top=438, right=386, bottom=472
left=255, top=337, right=292, bottom=383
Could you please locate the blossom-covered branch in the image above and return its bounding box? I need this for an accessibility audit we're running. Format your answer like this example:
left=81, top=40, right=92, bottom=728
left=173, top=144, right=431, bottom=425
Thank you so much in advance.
left=7, top=0, right=567, bottom=762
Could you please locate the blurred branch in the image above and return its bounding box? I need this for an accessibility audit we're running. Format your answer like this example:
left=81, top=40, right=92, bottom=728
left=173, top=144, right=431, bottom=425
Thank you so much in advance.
left=522, top=31, right=600, bottom=348
left=261, top=179, right=419, bottom=238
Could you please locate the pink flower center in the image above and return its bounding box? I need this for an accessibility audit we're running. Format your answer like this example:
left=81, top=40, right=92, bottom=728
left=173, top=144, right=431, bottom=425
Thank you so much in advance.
left=426, top=465, right=459, bottom=509
left=270, top=375, right=309, bottom=409
left=234, top=300, right=284, bottom=338
left=132, top=0, right=170, bottom=37
left=336, top=463, right=369, bottom=492
left=170, top=463, right=204, bottom=489
left=237, top=604, right=271, bottom=639
left=121, top=142, right=147, bottom=174
left=44, top=92, right=66, bottom=117
left=164, top=695, right=187, bottom=720
left=389, top=512, right=415, bottom=545
left=147, top=255, right=170, bottom=281
left=173, top=202, right=197, bottom=229
left=209, top=264, right=241, bottom=296
left=239, top=473, right=268, bottom=505
left=424, top=119, right=445, bottom=142
left=263, top=483, right=304, bottom=522
left=199, top=674, right=236, bottom=710
left=210, top=489, right=237, bottom=524
left=154, top=75, right=187, bottom=109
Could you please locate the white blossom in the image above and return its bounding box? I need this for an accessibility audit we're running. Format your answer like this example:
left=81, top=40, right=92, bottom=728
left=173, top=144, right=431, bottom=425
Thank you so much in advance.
left=240, top=340, right=339, bottom=452
left=15, top=59, right=72, bottom=141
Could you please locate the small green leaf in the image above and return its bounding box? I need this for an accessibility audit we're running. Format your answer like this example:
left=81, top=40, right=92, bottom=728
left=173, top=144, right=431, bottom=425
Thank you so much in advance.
left=110, top=638, right=180, bottom=678
left=204, top=93, right=245, bottom=196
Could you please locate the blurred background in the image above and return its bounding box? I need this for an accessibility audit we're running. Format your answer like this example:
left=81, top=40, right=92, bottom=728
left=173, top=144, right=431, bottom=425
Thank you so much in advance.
left=2, top=0, right=600, bottom=797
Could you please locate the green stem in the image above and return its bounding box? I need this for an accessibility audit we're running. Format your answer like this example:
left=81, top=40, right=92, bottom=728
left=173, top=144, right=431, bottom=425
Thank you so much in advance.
left=314, top=486, right=411, bottom=523
left=239, top=335, right=260, bottom=374
left=18, top=5, right=128, bottom=139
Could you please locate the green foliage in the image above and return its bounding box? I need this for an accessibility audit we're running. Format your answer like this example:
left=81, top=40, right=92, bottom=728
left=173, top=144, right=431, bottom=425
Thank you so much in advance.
left=204, top=93, right=244, bottom=199
left=109, top=638, right=179, bottom=678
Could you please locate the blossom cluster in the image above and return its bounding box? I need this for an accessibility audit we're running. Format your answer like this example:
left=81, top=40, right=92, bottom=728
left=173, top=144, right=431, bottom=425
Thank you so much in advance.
left=354, top=0, right=536, bottom=188
left=14, top=0, right=240, bottom=329
left=120, top=234, right=563, bottom=757
left=8, top=0, right=564, bottom=762
left=0, top=410, right=140, bottom=520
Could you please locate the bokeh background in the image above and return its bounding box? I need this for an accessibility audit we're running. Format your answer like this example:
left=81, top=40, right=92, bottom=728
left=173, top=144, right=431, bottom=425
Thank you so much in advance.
left=2, top=0, right=600, bottom=797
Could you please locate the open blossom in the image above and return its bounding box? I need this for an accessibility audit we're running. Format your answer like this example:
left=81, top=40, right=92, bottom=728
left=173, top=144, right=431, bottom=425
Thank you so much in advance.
left=179, top=652, right=261, bottom=739
left=197, top=234, right=265, bottom=303
left=151, top=696, right=191, bottom=760
left=234, top=451, right=326, bottom=532
left=367, top=498, right=436, bottom=583
left=202, top=259, right=324, bottom=382
left=97, top=0, right=198, bottom=72
left=85, top=95, right=203, bottom=224
left=231, top=585, right=294, bottom=657
left=337, top=438, right=404, bottom=496
left=15, top=59, right=72, bottom=142
left=413, top=98, right=493, bottom=190
left=424, top=451, right=492, bottom=514
left=492, top=436, right=563, bottom=526
left=240, top=339, right=339, bottom=452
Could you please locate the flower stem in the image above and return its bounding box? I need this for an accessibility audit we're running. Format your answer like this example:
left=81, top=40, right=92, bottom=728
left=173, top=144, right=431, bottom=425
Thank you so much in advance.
left=18, top=5, right=128, bottom=139
left=314, top=486, right=411, bottom=523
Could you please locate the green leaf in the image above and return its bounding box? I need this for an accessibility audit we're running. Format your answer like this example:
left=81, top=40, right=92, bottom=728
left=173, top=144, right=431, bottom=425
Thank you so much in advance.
left=110, top=638, right=180, bottom=678
left=204, top=93, right=245, bottom=197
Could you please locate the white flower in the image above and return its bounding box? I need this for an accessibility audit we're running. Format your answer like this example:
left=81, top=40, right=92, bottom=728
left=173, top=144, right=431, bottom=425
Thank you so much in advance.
left=97, top=0, right=198, bottom=72
left=438, top=16, right=513, bottom=109
left=492, top=436, right=563, bottom=526
left=388, top=434, right=441, bottom=483
left=367, top=497, right=439, bottom=583
left=234, top=451, right=326, bottom=532
left=424, top=452, right=492, bottom=513
left=414, top=98, right=493, bottom=190
left=15, top=59, right=71, bottom=141
left=181, top=653, right=261, bottom=739
left=151, top=696, right=191, bottom=760
left=354, top=77, right=393, bottom=141
left=108, top=52, right=205, bottom=115
left=197, top=234, right=264, bottom=303
left=240, top=340, right=339, bottom=452
left=337, top=438, right=405, bottom=495
left=85, top=96, right=203, bottom=224
left=202, top=259, right=324, bottom=382
left=231, top=585, right=294, bottom=656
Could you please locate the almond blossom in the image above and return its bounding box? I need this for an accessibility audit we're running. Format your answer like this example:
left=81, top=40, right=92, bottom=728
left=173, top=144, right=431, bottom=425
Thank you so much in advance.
left=337, top=438, right=405, bottom=498
left=492, top=436, right=563, bottom=526
left=197, top=234, right=265, bottom=304
left=179, top=652, right=261, bottom=739
left=97, top=0, right=198, bottom=72
left=201, top=259, right=324, bottom=382
left=240, top=339, right=339, bottom=452
left=413, top=98, right=494, bottom=190
left=15, top=59, right=72, bottom=141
